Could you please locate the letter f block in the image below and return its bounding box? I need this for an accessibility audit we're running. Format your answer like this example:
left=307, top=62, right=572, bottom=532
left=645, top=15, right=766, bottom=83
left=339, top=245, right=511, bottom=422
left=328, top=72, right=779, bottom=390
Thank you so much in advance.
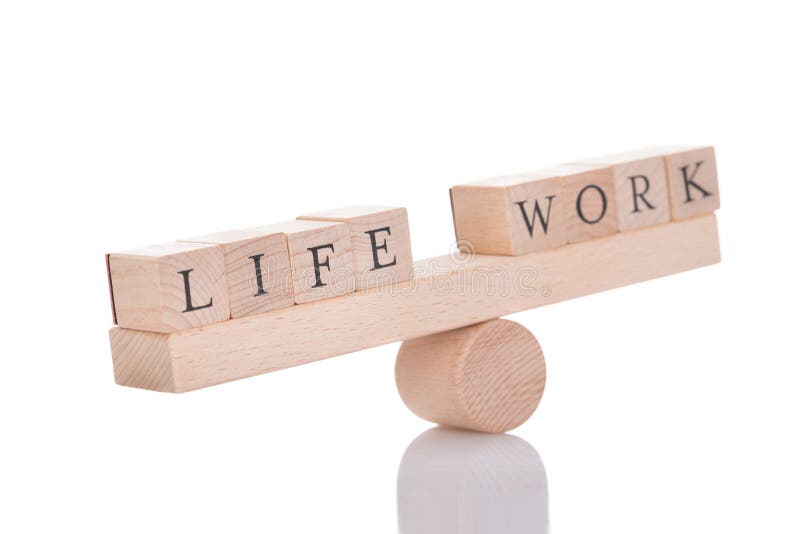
left=106, top=242, right=230, bottom=332
left=450, top=169, right=570, bottom=255
left=248, top=220, right=356, bottom=304
left=298, top=206, right=413, bottom=290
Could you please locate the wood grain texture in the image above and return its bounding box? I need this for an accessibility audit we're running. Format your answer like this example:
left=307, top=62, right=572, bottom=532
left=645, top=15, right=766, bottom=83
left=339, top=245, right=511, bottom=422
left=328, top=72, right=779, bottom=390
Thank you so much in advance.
left=395, top=319, right=546, bottom=433
left=297, top=206, right=414, bottom=290
left=107, top=242, right=230, bottom=333
left=449, top=185, right=512, bottom=255
left=110, top=328, right=174, bottom=392
left=108, top=214, right=720, bottom=393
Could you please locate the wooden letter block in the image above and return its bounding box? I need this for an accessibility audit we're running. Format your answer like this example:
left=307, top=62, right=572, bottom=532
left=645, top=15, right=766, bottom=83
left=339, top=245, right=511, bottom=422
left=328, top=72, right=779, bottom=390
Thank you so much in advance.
left=450, top=169, right=568, bottom=256
left=297, top=206, right=413, bottom=290
left=573, top=151, right=670, bottom=231
left=250, top=220, right=355, bottom=304
left=661, top=146, right=720, bottom=220
left=107, top=242, right=230, bottom=333
left=560, top=164, right=620, bottom=243
left=180, top=228, right=294, bottom=318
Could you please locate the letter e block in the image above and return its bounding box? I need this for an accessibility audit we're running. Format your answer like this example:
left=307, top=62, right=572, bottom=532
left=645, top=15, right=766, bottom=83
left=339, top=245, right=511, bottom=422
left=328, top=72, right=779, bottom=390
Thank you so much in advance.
left=298, top=206, right=413, bottom=290
left=180, top=228, right=294, bottom=318
left=450, top=170, right=568, bottom=256
left=250, top=220, right=355, bottom=304
left=573, top=151, right=670, bottom=232
left=107, top=242, right=230, bottom=332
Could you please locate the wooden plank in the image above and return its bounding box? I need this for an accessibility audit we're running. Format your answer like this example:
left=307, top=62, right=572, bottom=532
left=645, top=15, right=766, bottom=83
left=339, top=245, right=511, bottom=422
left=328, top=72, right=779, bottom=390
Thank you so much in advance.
left=110, top=214, right=720, bottom=393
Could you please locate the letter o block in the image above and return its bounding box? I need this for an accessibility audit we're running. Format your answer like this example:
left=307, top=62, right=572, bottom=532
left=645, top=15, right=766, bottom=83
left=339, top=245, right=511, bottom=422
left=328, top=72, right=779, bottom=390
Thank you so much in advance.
left=107, top=242, right=230, bottom=333
left=298, top=206, right=414, bottom=289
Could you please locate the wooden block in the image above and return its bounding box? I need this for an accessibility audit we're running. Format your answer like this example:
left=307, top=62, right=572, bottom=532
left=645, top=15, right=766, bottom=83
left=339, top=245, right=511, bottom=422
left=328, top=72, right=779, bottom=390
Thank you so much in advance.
left=109, top=214, right=720, bottom=392
left=560, top=164, right=620, bottom=243
left=297, top=206, right=413, bottom=290
left=661, top=146, right=720, bottom=220
left=179, top=228, right=293, bottom=318
left=107, top=242, right=230, bottom=333
left=572, top=151, right=670, bottom=231
left=249, top=220, right=355, bottom=304
left=450, top=169, right=569, bottom=255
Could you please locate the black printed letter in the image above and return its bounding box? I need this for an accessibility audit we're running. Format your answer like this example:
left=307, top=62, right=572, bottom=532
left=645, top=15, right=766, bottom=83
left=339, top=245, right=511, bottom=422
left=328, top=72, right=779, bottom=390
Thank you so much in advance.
left=576, top=185, right=608, bottom=224
left=249, top=253, right=267, bottom=296
left=307, top=244, right=335, bottom=288
left=680, top=161, right=712, bottom=203
left=178, top=269, right=213, bottom=313
left=629, top=175, right=655, bottom=213
left=365, top=227, right=397, bottom=271
left=515, top=196, right=556, bottom=236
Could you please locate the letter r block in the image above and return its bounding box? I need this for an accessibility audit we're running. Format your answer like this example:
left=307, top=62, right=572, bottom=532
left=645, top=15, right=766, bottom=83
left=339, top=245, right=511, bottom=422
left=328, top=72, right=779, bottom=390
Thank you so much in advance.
left=248, top=220, right=355, bottom=304
left=450, top=169, right=568, bottom=256
left=106, top=242, right=230, bottom=332
left=297, top=206, right=413, bottom=290
left=179, top=228, right=294, bottom=319
left=572, top=150, right=671, bottom=232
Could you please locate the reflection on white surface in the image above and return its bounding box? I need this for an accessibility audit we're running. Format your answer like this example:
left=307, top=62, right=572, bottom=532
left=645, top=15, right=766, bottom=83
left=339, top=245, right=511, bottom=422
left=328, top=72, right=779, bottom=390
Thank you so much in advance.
left=397, top=428, right=548, bottom=534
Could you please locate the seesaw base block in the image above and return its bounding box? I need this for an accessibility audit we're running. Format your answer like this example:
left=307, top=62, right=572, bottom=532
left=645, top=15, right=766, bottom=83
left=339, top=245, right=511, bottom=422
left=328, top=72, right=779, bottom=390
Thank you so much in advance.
left=396, top=319, right=546, bottom=433
left=110, top=214, right=720, bottom=393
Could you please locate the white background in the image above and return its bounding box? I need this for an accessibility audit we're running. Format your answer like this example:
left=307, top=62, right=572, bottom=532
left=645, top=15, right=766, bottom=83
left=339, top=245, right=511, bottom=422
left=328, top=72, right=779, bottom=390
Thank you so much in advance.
left=1, top=1, right=798, bottom=532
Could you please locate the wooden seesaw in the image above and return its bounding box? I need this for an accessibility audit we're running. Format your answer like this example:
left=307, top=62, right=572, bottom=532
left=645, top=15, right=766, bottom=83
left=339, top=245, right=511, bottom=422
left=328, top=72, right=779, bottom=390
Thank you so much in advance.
left=106, top=146, right=721, bottom=432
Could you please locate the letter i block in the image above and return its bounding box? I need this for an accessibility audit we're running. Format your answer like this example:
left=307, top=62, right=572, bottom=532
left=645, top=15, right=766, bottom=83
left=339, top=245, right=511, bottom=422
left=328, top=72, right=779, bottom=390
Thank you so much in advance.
left=450, top=169, right=568, bottom=256
left=297, top=206, right=413, bottom=289
left=106, top=242, right=230, bottom=332
left=249, top=220, right=356, bottom=304
left=660, top=146, right=720, bottom=220
left=179, top=228, right=294, bottom=318
left=572, top=151, right=671, bottom=231
left=560, top=164, right=620, bottom=243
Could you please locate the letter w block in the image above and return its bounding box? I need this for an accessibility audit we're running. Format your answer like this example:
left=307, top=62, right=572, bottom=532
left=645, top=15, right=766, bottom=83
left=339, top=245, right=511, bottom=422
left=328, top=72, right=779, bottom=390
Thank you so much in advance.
left=450, top=168, right=571, bottom=255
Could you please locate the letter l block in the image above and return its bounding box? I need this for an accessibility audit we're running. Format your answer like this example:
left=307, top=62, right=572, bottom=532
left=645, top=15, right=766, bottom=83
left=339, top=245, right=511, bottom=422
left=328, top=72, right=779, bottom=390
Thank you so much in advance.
left=106, top=242, right=230, bottom=333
